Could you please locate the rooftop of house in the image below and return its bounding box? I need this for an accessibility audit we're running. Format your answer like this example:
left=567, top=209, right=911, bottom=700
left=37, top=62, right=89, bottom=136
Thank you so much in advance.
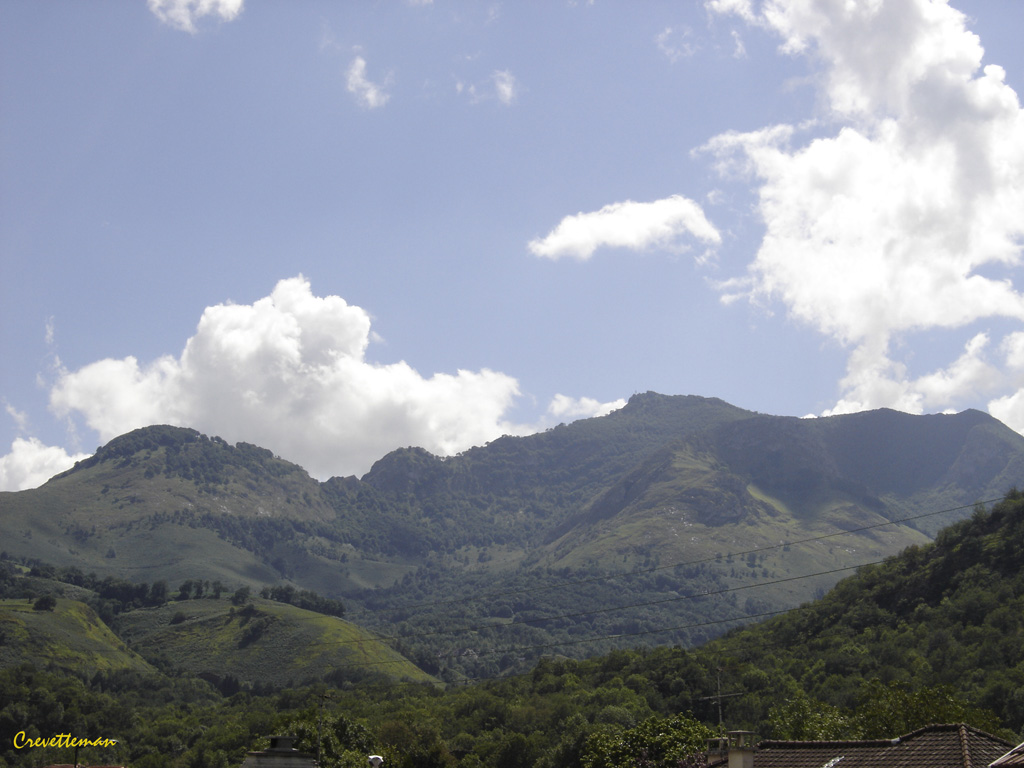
left=239, top=736, right=316, bottom=768
left=992, top=740, right=1024, bottom=766
left=707, top=723, right=1014, bottom=768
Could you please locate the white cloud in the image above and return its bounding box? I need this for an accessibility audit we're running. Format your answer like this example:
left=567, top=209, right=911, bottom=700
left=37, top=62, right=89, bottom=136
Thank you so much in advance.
left=988, top=332, right=1024, bottom=432
left=705, top=0, right=1024, bottom=420
left=1000, top=331, right=1024, bottom=370
left=913, top=333, right=999, bottom=408
left=456, top=70, right=520, bottom=106
left=731, top=29, right=747, bottom=59
left=0, top=438, right=89, bottom=492
left=705, top=0, right=757, bottom=25
left=346, top=56, right=391, bottom=109
left=493, top=70, right=517, bottom=105
left=529, top=195, right=721, bottom=261
left=41, top=276, right=609, bottom=481
left=148, top=0, right=243, bottom=33
left=656, top=27, right=697, bottom=63
left=823, top=332, right=1000, bottom=417
left=5, top=403, right=29, bottom=433
left=547, top=394, right=627, bottom=421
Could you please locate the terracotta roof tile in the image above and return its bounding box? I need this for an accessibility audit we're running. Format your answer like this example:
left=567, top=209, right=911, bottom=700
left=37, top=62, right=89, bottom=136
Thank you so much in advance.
left=706, top=724, right=1012, bottom=768
left=991, top=741, right=1024, bottom=766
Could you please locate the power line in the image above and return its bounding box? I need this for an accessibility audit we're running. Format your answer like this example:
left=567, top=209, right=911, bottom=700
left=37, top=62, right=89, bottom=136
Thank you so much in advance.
left=13, top=495, right=1005, bottom=695
left=60, top=497, right=994, bottom=667
left=367, top=498, right=996, bottom=614
left=316, top=496, right=1003, bottom=648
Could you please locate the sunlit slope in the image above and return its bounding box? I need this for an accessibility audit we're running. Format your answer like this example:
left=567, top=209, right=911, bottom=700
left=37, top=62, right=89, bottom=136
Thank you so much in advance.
left=542, top=441, right=932, bottom=609
left=112, top=597, right=433, bottom=688
left=0, top=598, right=155, bottom=675
left=540, top=408, right=1022, bottom=607
left=0, top=425, right=383, bottom=591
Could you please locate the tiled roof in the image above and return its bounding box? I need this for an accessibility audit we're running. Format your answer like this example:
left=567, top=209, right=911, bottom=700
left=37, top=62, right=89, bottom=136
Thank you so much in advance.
left=707, top=724, right=1012, bottom=768
left=991, top=741, right=1024, bottom=766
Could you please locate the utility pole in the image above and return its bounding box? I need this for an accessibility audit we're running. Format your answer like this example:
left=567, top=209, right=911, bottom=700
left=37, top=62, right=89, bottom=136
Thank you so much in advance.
left=317, top=691, right=335, bottom=767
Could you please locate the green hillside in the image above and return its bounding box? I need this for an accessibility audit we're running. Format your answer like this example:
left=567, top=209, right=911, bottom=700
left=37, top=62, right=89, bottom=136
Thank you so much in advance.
left=112, top=597, right=433, bottom=689
left=4, top=394, right=1024, bottom=680
left=0, top=425, right=401, bottom=592
left=690, top=490, right=1024, bottom=737
left=0, top=597, right=154, bottom=675
left=0, top=565, right=431, bottom=689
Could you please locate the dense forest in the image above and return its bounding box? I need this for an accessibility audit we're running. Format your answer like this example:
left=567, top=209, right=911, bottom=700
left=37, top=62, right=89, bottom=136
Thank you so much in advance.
left=695, top=490, right=1024, bottom=737
left=2, top=491, right=1022, bottom=768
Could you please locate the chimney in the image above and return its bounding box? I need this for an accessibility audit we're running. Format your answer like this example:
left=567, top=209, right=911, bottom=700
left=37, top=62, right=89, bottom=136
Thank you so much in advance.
left=727, top=731, right=756, bottom=768
left=706, top=736, right=729, bottom=766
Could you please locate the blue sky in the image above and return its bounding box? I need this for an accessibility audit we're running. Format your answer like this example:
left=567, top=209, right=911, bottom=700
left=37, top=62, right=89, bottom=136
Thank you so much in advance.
left=2, top=0, right=1024, bottom=489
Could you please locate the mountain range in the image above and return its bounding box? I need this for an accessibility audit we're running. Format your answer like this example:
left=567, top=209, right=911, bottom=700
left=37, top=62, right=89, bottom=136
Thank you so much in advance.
left=3, top=392, right=1024, bottom=679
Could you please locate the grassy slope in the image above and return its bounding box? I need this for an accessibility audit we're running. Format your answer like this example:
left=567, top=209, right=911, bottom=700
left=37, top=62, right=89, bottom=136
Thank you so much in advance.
left=542, top=443, right=933, bottom=610
left=0, top=431, right=413, bottom=594
left=112, top=597, right=433, bottom=688
left=0, top=598, right=155, bottom=674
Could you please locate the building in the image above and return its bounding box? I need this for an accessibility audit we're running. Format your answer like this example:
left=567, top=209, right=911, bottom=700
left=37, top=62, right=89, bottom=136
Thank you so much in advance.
left=991, top=740, right=1024, bottom=766
left=240, top=737, right=317, bottom=768
left=706, top=724, right=1014, bottom=767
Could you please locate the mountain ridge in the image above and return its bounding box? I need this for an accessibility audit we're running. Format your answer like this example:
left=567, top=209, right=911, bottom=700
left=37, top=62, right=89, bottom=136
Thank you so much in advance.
left=4, top=392, right=1024, bottom=679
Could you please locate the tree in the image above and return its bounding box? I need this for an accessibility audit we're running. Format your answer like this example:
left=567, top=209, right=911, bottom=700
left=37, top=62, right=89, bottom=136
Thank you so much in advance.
left=853, top=680, right=1005, bottom=738
left=32, top=594, right=57, bottom=611
left=150, top=580, right=169, bottom=605
left=289, top=711, right=376, bottom=768
left=582, top=713, right=713, bottom=768
left=768, top=690, right=853, bottom=740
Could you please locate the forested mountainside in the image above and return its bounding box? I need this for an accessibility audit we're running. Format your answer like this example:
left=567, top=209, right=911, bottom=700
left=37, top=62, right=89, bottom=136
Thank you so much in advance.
left=3, top=393, right=1024, bottom=678
left=1, top=492, right=1021, bottom=768
left=687, top=488, right=1024, bottom=739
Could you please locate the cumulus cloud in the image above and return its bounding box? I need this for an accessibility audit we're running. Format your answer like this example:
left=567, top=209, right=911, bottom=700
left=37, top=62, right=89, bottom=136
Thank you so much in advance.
left=823, top=332, right=1001, bottom=417
left=346, top=56, right=391, bottom=109
left=988, top=332, right=1024, bottom=432
left=148, top=0, right=243, bottom=33
left=40, top=277, right=613, bottom=480
left=705, top=0, right=757, bottom=24
left=547, top=394, right=627, bottom=421
left=0, top=438, right=89, bottom=492
left=705, top=0, right=1024, bottom=421
left=529, top=195, right=721, bottom=261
